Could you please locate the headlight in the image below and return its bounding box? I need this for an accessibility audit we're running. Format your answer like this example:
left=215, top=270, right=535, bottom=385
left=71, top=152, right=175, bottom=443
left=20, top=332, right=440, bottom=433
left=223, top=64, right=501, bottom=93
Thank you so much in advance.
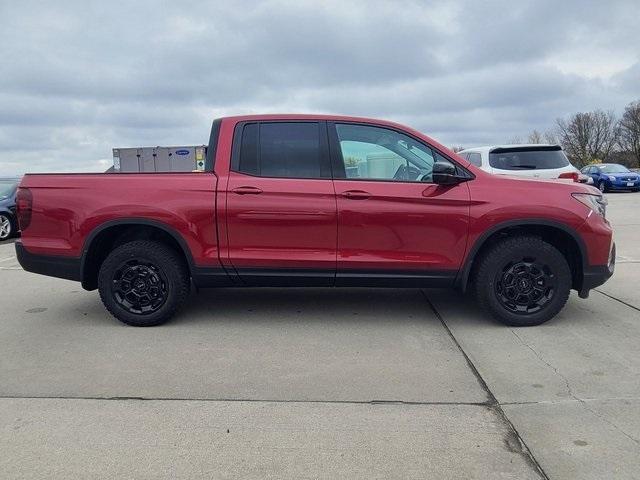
left=572, top=193, right=607, bottom=218
left=608, top=175, right=616, bottom=181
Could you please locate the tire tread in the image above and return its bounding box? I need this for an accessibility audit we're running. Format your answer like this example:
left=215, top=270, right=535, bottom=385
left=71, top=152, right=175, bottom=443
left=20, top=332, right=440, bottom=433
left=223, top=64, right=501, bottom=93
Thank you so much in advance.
left=98, top=240, right=189, bottom=326
left=473, top=235, right=571, bottom=326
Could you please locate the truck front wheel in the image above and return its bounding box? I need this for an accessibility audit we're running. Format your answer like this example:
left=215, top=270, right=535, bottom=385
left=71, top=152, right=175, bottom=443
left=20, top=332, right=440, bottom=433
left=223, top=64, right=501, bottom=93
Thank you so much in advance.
left=98, top=240, right=190, bottom=326
left=472, top=235, right=571, bottom=326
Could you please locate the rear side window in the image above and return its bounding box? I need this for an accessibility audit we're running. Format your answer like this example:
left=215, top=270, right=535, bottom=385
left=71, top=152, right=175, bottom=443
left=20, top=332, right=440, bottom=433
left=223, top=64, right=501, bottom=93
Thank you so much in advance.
left=467, top=153, right=482, bottom=167
left=489, top=147, right=569, bottom=170
left=237, top=122, right=327, bottom=178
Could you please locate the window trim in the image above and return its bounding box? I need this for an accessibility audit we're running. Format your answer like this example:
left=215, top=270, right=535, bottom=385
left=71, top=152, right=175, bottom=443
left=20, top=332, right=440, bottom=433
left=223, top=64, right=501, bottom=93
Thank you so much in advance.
left=327, top=121, right=474, bottom=183
left=205, top=118, right=222, bottom=172
left=230, top=120, right=333, bottom=180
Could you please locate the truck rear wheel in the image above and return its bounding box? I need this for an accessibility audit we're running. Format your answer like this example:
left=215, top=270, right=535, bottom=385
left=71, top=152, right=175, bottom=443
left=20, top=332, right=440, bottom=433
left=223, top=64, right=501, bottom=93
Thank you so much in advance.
left=98, top=240, right=190, bottom=326
left=472, top=235, right=571, bottom=326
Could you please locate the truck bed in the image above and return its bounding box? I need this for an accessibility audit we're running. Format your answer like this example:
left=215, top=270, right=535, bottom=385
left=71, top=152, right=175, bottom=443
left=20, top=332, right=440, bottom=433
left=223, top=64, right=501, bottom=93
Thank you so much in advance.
left=19, top=172, right=220, bottom=267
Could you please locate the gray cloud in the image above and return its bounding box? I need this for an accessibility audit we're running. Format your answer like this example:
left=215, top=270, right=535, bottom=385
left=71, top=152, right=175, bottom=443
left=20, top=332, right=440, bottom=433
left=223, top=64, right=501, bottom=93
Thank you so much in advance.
left=0, top=0, right=638, bottom=174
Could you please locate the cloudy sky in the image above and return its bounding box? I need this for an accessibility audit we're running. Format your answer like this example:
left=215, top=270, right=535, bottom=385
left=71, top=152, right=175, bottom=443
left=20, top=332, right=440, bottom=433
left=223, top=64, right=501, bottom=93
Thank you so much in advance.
left=0, top=0, right=638, bottom=175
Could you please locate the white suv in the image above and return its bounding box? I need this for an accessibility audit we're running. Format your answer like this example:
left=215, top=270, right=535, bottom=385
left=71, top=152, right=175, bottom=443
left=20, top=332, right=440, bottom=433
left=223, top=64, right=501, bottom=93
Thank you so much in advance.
left=458, top=144, right=585, bottom=181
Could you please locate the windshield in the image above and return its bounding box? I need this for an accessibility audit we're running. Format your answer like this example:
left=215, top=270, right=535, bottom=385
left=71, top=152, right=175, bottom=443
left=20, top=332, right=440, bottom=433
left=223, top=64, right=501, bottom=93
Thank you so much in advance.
left=598, top=164, right=630, bottom=173
left=0, top=181, right=17, bottom=198
left=489, top=147, right=570, bottom=170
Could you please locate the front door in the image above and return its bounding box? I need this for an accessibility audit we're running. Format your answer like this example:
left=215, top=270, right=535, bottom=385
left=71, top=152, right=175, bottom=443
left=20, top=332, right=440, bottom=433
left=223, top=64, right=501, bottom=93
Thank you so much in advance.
left=328, top=122, right=471, bottom=286
left=225, top=121, right=337, bottom=286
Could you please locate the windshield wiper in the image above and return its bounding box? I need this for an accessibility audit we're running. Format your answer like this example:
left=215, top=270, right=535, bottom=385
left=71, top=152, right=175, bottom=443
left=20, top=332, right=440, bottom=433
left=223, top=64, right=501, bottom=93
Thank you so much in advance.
left=509, top=165, right=538, bottom=169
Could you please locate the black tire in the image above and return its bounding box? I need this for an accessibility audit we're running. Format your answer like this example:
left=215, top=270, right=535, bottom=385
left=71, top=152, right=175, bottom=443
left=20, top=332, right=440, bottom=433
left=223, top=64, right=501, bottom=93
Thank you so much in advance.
left=472, top=235, right=571, bottom=326
left=0, top=213, right=14, bottom=241
left=98, top=240, right=190, bottom=326
left=598, top=181, right=607, bottom=193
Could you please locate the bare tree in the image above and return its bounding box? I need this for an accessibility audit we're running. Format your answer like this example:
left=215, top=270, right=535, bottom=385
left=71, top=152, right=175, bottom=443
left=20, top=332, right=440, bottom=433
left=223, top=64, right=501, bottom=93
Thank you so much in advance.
left=527, top=130, right=544, bottom=144
left=619, top=101, right=640, bottom=167
left=507, top=135, right=523, bottom=144
left=543, top=130, right=558, bottom=144
left=555, top=110, right=620, bottom=167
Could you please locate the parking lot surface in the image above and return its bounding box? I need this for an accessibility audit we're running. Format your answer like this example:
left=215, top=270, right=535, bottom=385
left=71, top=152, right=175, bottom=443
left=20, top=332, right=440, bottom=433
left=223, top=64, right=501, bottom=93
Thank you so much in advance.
left=1, top=193, right=639, bottom=479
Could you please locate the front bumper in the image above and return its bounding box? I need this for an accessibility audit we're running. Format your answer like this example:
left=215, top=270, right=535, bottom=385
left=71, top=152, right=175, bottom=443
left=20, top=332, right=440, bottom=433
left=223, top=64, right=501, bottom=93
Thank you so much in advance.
left=578, top=243, right=615, bottom=298
left=608, top=180, right=640, bottom=190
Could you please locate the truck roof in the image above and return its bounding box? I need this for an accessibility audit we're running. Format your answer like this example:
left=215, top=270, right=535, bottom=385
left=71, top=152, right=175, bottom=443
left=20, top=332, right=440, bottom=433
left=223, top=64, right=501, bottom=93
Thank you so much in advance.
left=217, top=114, right=459, bottom=160
left=219, top=113, right=410, bottom=127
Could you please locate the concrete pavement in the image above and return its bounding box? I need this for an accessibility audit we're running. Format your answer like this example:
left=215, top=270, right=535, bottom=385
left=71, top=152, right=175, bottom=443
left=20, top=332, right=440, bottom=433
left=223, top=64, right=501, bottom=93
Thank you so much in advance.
left=2, top=398, right=543, bottom=479
left=1, top=193, right=639, bottom=478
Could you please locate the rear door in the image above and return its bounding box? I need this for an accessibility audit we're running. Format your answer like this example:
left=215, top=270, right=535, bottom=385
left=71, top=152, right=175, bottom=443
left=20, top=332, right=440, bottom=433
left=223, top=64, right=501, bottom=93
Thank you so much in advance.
left=588, top=166, right=601, bottom=183
left=225, top=121, right=337, bottom=286
left=328, top=122, right=471, bottom=286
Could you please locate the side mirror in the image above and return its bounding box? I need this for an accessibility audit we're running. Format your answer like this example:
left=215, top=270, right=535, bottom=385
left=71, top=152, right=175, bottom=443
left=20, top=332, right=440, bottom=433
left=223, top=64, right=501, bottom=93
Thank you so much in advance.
left=432, top=162, right=465, bottom=185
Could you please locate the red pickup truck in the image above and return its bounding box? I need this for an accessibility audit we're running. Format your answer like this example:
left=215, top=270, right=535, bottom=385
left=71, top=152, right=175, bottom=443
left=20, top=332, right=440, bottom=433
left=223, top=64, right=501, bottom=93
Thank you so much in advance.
left=15, top=114, right=615, bottom=327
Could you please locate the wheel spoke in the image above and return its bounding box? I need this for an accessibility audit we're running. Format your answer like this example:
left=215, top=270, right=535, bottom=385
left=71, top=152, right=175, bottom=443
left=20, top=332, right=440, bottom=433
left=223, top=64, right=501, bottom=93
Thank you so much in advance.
left=495, top=258, right=557, bottom=315
left=0, top=217, right=10, bottom=238
left=110, top=259, right=168, bottom=315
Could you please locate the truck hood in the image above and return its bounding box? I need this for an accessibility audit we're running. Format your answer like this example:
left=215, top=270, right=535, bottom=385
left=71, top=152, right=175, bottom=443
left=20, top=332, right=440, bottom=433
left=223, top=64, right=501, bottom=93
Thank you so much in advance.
left=493, top=174, right=600, bottom=195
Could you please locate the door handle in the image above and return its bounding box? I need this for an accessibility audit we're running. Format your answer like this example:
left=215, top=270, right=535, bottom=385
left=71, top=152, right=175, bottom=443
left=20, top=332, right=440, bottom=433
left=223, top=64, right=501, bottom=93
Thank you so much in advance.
left=232, top=186, right=263, bottom=195
left=342, top=190, right=371, bottom=200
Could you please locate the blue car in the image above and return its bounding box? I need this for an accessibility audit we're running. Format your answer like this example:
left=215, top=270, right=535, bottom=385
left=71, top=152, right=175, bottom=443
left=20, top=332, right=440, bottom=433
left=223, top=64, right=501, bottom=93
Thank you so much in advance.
left=0, top=178, right=20, bottom=241
left=581, top=164, right=640, bottom=193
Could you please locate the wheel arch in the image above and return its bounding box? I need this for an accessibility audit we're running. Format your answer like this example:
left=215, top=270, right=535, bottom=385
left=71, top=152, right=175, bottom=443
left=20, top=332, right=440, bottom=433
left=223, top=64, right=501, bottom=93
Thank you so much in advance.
left=457, top=219, right=587, bottom=293
left=80, top=219, right=194, bottom=291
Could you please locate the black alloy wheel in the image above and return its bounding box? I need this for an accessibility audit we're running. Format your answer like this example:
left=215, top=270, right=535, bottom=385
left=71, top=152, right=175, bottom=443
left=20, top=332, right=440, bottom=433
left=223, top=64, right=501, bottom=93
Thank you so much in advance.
left=494, top=258, right=557, bottom=315
left=110, top=259, right=168, bottom=315
left=98, top=240, right=190, bottom=326
left=473, top=235, right=571, bottom=326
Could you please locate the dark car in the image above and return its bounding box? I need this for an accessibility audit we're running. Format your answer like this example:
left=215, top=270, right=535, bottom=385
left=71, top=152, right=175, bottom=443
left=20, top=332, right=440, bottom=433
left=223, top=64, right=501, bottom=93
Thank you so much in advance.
left=0, top=178, right=20, bottom=241
left=580, top=164, right=640, bottom=192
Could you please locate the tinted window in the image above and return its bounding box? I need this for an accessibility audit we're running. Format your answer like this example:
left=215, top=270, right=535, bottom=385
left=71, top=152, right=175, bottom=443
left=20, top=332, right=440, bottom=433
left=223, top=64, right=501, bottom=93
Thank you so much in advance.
left=335, top=123, right=454, bottom=183
left=237, top=122, right=324, bottom=178
left=238, top=123, right=259, bottom=175
left=489, top=147, right=569, bottom=170
left=467, top=152, right=482, bottom=167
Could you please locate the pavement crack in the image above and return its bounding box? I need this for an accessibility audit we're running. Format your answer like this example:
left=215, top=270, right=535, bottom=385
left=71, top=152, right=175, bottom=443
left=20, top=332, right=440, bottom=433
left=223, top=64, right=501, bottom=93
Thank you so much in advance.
left=421, top=291, right=549, bottom=480
left=510, top=329, right=579, bottom=401
left=509, top=330, right=640, bottom=446
left=0, top=394, right=489, bottom=407
left=577, top=402, right=640, bottom=446
left=593, top=289, right=640, bottom=312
